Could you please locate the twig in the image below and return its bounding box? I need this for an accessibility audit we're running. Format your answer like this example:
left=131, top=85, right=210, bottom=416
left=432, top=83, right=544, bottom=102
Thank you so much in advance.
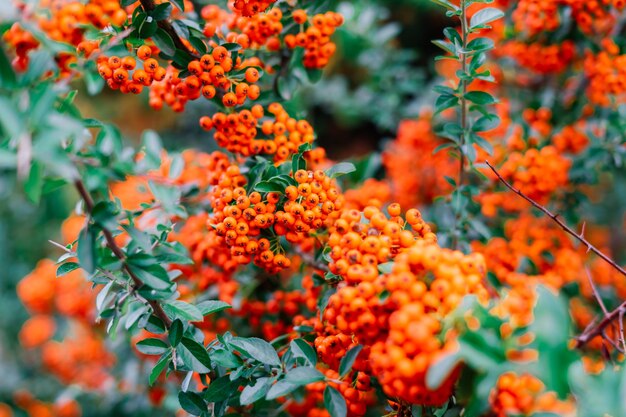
left=294, top=247, right=330, bottom=273
left=485, top=161, right=626, bottom=278
left=485, top=161, right=626, bottom=350
left=74, top=180, right=172, bottom=328
left=586, top=268, right=609, bottom=317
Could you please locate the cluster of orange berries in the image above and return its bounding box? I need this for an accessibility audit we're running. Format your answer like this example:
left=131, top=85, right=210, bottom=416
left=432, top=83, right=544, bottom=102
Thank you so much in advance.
left=4, top=0, right=126, bottom=73
left=511, top=0, right=561, bottom=36
left=232, top=0, right=277, bottom=17
left=584, top=43, right=626, bottom=107
left=343, top=179, right=391, bottom=210
left=284, top=10, right=344, bottom=69
left=489, top=372, right=575, bottom=417
left=274, top=169, right=344, bottom=244
left=505, top=41, right=576, bottom=74
left=382, top=116, right=457, bottom=208
left=200, top=103, right=315, bottom=163
left=552, top=124, right=589, bottom=154
left=327, top=205, right=436, bottom=284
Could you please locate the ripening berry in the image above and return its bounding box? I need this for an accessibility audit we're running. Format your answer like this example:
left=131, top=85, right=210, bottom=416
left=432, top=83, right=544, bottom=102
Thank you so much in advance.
left=222, top=92, right=238, bottom=107
left=137, top=45, right=152, bottom=60
left=245, top=67, right=260, bottom=83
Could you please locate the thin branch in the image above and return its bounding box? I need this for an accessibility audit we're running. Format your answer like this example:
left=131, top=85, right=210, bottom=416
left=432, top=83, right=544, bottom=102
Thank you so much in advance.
left=586, top=268, right=609, bottom=317
left=74, top=180, right=172, bottom=328
left=485, top=161, right=626, bottom=350
left=485, top=161, right=626, bottom=278
left=294, top=247, right=330, bottom=273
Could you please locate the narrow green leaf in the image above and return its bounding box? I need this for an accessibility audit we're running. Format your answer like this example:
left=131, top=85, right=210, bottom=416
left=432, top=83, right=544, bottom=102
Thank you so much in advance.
left=326, top=162, right=356, bottom=179
left=339, top=345, right=363, bottom=378
left=286, top=367, right=325, bottom=386
left=180, top=337, right=212, bottom=373
left=240, top=377, right=270, bottom=406
left=290, top=339, right=317, bottom=366
left=324, top=386, right=347, bottom=417
left=266, top=379, right=298, bottom=400
left=77, top=225, right=96, bottom=274
left=196, top=300, right=232, bottom=316
left=229, top=337, right=281, bottom=366
left=56, top=261, right=79, bottom=277
left=168, top=319, right=183, bottom=347
left=163, top=301, right=204, bottom=322
left=178, top=391, right=207, bottom=416
left=149, top=351, right=172, bottom=386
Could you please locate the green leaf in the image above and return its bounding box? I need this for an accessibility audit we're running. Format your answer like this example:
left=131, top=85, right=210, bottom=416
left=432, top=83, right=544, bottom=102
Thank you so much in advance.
left=290, top=339, right=317, bottom=366
left=168, top=319, right=183, bottom=347
left=163, top=301, right=204, bottom=322
left=0, top=46, right=17, bottom=89
left=435, top=94, right=459, bottom=114
left=127, top=260, right=172, bottom=290
left=465, top=91, right=497, bottom=105
left=286, top=367, right=325, bottom=386
left=255, top=180, right=285, bottom=193
left=56, top=261, right=79, bottom=277
left=229, top=337, right=281, bottom=366
left=470, top=8, right=504, bottom=29
left=153, top=28, right=176, bottom=56
left=324, top=386, right=347, bottom=417
left=149, top=351, right=172, bottom=386
left=210, top=349, right=243, bottom=368
left=179, top=337, right=212, bottom=373
left=339, top=345, right=362, bottom=378
left=24, top=160, right=43, bottom=203
left=77, top=225, right=97, bottom=274
left=240, top=377, right=270, bottom=406
left=326, top=162, right=356, bottom=179
left=178, top=391, right=207, bottom=416
left=426, top=352, right=460, bottom=390
left=136, top=338, right=169, bottom=355
left=266, top=379, right=298, bottom=400
left=170, top=0, right=185, bottom=11
left=150, top=2, right=172, bottom=20
left=196, top=300, right=232, bottom=316
left=203, top=375, right=240, bottom=402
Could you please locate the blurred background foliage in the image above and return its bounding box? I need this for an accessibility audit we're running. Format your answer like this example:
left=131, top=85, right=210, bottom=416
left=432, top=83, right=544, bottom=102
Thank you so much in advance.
left=0, top=0, right=445, bottom=412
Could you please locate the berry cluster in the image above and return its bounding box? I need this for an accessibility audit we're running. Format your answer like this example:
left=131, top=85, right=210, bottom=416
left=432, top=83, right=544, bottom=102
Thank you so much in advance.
left=284, top=11, right=344, bottom=69
left=200, top=103, right=315, bottom=163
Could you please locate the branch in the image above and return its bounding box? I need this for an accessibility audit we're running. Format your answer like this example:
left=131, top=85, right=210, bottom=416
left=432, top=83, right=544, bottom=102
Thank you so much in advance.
left=485, top=161, right=626, bottom=350
left=139, top=0, right=198, bottom=58
left=485, top=161, right=626, bottom=278
left=294, top=247, right=330, bottom=273
left=74, top=180, right=172, bottom=328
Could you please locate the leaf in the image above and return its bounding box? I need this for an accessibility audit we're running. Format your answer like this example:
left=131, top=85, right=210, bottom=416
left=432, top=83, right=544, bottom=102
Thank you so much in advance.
left=96, top=280, right=114, bottom=312
left=286, top=367, right=325, bottom=386
left=240, top=377, right=270, bottom=406
left=203, top=375, right=240, bottom=402
left=149, top=351, right=172, bottom=386
left=339, top=345, right=363, bottom=378
left=56, top=261, right=79, bottom=277
left=24, top=160, right=43, bottom=203
left=290, top=339, right=317, bottom=366
left=426, top=352, right=461, bottom=390
left=210, top=349, right=243, bottom=368
left=170, top=0, right=185, bottom=11
left=326, top=162, right=356, bottom=179
left=465, top=91, right=497, bottom=105
left=324, top=386, right=347, bottom=417
left=77, top=225, right=97, bottom=274
left=136, top=338, right=170, bottom=355
left=178, top=391, right=207, bottom=416
left=229, top=337, right=281, bottom=366
left=179, top=337, right=212, bottom=373
left=127, top=261, right=172, bottom=290
left=255, top=180, right=285, bottom=193
left=266, top=379, right=298, bottom=400
left=470, top=8, right=504, bottom=29
left=150, top=2, right=172, bottom=20
left=163, top=301, right=204, bottom=322
left=377, top=262, right=394, bottom=274
left=196, top=300, right=232, bottom=316
left=153, top=28, right=176, bottom=56
left=168, top=319, right=183, bottom=347
left=435, top=94, right=459, bottom=115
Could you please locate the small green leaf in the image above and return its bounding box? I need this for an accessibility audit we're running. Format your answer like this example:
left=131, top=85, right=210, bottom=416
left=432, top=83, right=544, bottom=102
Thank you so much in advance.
left=266, top=379, right=298, bottom=400
left=339, top=345, right=362, bottom=378
left=153, top=28, right=176, bottom=56
left=203, top=375, right=240, bottom=402
left=163, top=301, right=204, bottom=322
left=470, top=8, right=504, bottom=29
left=326, top=162, right=356, bottom=179
left=290, top=339, right=317, bottom=366
left=168, top=319, right=183, bottom=347
left=196, top=300, right=232, bottom=316
left=178, top=391, right=207, bottom=416
left=77, top=225, right=97, bottom=274
left=229, top=337, right=281, bottom=366
left=179, top=337, right=212, bottom=373
left=465, top=91, right=497, bottom=105
left=240, top=377, right=270, bottom=406
left=324, top=386, right=347, bottom=417
left=56, top=261, right=79, bottom=277
left=24, top=161, right=43, bottom=203
left=149, top=351, right=172, bottom=386
left=286, top=367, right=325, bottom=386
left=426, top=352, right=460, bottom=390
left=136, top=338, right=169, bottom=355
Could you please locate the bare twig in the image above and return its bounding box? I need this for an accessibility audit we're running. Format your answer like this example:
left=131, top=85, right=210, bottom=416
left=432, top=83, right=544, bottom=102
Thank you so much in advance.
left=294, top=247, right=330, bottom=273
left=485, top=161, right=626, bottom=278
left=74, top=180, right=172, bottom=328
left=485, top=161, right=626, bottom=350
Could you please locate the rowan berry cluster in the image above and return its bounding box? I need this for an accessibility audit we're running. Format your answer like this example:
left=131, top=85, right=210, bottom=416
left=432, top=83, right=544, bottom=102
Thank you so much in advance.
left=327, top=206, right=436, bottom=283
left=284, top=10, right=344, bottom=69
left=584, top=44, right=626, bottom=107
left=200, top=103, right=315, bottom=163
left=382, top=116, right=457, bottom=207
left=275, top=169, right=344, bottom=244
left=232, top=0, right=277, bottom=17
left=490, top=372, right=575, bottom=417
left=505, top=41, right=576, bottom=74
left=7, top=391, right=81, bottom=417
